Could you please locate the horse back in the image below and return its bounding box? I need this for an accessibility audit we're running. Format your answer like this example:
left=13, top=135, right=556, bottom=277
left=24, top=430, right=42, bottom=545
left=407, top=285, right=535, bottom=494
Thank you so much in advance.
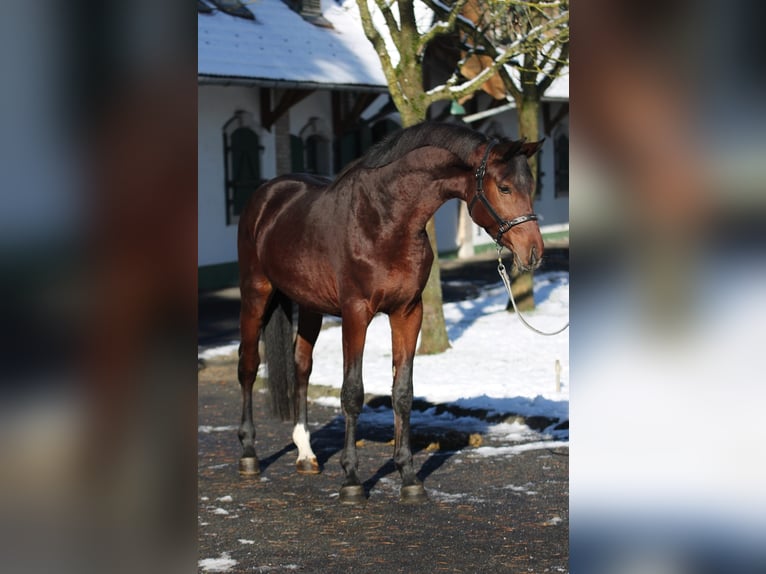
left=238, top=174, right=341, bottom=313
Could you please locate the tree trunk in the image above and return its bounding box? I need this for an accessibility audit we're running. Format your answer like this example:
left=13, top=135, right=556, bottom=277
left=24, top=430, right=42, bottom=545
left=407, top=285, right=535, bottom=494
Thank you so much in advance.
left=507, top=97, right=541, bottom=313
left=508, top=264, right=535, bottom=311
left=396, top=86, right=451, bottom=354
left=518, top=98, right=541, bottom=200
left=457, top=201, right=474, bottom=259
left=418, top=215, right=451, bottom=355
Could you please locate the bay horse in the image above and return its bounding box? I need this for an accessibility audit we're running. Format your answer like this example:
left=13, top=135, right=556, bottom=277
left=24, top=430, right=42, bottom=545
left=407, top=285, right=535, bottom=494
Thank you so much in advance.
left=237, top=122, right=544, bottom=503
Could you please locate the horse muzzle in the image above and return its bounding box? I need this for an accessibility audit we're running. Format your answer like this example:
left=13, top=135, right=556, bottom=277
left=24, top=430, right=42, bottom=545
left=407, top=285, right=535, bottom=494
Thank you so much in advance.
left=510, top=244, right=543, bottom=272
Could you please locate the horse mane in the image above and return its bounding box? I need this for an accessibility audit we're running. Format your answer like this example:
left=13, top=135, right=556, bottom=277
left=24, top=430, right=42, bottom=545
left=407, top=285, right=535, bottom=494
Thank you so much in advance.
left=363, top=122, right=487, bottom=168
left=331, top=122, right=488, bottom=188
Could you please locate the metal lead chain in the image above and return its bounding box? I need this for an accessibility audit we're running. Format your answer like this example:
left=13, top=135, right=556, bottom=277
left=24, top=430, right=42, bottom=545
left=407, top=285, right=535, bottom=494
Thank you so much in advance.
left=496, top=246, right=569, bottom=336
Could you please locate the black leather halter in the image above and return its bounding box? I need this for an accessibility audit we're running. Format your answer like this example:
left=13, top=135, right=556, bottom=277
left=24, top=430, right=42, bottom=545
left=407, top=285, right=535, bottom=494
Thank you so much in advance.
left=467, top=140, right=539, bottom=244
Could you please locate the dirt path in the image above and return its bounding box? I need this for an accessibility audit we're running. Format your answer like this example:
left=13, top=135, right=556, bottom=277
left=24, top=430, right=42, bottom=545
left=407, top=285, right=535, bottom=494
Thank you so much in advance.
left=198, top=367, right=568, bottom=573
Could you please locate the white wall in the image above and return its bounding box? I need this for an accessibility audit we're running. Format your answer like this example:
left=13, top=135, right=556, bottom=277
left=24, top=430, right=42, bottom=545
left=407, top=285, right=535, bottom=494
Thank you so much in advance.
left=198, top=85, right=274, bottom=267
left=435, top=199, right=461, bottom=253
left=290, top=92, right=332, bottom=139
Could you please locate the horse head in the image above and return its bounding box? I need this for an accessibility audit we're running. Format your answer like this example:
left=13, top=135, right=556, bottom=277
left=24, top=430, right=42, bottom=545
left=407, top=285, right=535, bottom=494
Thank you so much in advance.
left=467, top=139, right=546, bottom=271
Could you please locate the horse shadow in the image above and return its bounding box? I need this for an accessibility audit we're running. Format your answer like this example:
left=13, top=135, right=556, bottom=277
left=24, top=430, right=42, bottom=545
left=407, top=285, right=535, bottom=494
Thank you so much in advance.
left=257, top=394, right=568, bottom=498
left=257, top=411, right=470, bottom=495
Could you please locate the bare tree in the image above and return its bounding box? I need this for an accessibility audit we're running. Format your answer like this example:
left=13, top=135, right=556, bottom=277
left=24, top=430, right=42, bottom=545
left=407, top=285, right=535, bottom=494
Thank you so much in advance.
left=356, top=0, right=569, bottom=352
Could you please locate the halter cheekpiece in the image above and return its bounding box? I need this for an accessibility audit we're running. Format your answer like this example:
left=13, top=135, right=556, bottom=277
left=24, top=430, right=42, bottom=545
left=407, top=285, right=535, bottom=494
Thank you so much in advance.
left=467, top=140, right=539, bottom=244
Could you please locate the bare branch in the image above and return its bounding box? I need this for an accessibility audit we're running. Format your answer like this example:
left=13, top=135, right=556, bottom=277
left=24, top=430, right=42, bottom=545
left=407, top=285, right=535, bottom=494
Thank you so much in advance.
left=373, top=0, right=401, bottom=38
left=356, top=1, right=400, bottom=89
left=538, top=40, right=568, bottom=94
left=424, top=9, right=569, bottom=104
left=417, top=0, right=469, bottom=51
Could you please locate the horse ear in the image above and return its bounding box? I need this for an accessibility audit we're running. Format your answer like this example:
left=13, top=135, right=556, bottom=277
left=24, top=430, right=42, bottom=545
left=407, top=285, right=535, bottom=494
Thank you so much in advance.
left=498, top=139, right=525, bottom=161
left=521, top=139, right=545, bottom=158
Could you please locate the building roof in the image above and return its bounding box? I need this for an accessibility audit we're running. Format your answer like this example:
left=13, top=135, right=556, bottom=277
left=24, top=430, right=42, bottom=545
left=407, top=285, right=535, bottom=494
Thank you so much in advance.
left=198, top=0, right=388, bottom=90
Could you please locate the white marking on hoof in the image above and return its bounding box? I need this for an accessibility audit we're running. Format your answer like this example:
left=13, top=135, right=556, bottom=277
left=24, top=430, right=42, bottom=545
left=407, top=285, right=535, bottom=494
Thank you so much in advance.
left=292, top=423, right=317, bottom=463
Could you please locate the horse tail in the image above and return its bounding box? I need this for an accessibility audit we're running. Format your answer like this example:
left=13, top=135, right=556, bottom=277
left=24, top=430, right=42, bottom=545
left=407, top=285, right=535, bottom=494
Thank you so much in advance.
left=262, top=290, right=296, bottom=422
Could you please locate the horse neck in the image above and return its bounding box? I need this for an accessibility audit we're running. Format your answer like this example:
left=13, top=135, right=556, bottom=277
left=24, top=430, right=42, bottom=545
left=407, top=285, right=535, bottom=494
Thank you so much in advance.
left=374, top=150, right=474, bottom=228
left=376, top=171, right=471, bottom=233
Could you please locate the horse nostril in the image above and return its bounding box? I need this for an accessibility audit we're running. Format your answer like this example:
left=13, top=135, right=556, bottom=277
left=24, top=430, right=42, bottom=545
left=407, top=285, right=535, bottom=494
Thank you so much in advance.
left=530, top=245, right=539, bottom=266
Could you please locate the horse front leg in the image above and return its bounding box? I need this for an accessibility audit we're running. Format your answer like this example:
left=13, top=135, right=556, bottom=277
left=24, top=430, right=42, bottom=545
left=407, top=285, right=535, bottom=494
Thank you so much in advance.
left=338, top=303, right=372, bottom=504
left=237, top=280, right=273, bottom=475
left=389, top=301, right=428, bottom=503
left=292, top=308, right=322, bottom=474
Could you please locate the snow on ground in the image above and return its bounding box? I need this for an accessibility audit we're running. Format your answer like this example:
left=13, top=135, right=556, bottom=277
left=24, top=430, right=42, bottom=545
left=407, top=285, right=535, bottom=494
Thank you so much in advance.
left=199, top=271, right=569, bottom=431
left=309, top=270, right=568, bottom=421
left=199, top=552, right=237, bottom=572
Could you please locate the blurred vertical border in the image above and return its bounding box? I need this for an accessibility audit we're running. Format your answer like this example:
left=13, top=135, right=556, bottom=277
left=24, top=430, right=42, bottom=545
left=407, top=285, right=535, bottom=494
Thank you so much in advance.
left=571, top=0, right=766, bottom=573
left=0, top=1, right=197, bottom=573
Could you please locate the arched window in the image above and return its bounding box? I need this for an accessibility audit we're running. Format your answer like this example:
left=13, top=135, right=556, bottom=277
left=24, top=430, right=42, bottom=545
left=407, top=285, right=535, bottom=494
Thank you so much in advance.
left=223, top=111, right=263, bottom=225
left=298, top=118, right=331, bottom=176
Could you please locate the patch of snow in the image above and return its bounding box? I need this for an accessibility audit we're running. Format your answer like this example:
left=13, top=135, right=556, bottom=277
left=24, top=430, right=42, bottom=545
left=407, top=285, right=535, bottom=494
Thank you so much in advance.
left=545, top=516, right=564, bottom=526
left=503, top=483, right=538, bottom=496
left=211, top=507, right=229, bottom=515
left=471, top=440, right=569, bottom=458
left=311, top=396, right=342, bottom=409
left=199, top=552, right=237, bottom=572
left=428, top=489, right=486, bottom=504
left=216, top=495, right=233, bottom=502
left=199, top=425, right=238, bottom=434
left=487, top=420, right=545, bottom=443
left=198, top=342, right=239, bottom=360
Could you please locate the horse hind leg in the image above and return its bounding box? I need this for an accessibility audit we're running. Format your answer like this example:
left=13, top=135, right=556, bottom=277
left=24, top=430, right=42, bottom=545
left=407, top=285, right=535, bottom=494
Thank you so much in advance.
left=292, top=308, right=323, bottom=474
left=338, top=303, right=372, bottom=504
left=237, top=279, right=273, bottom=475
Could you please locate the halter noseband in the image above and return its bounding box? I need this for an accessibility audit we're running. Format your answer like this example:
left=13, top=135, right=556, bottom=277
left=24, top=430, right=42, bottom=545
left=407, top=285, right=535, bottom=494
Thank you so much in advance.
left=467, top=140, right=538, bottom=244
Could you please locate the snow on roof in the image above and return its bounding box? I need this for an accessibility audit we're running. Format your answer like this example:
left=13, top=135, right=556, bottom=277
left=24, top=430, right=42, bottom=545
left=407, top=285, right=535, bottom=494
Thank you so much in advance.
left=198, top=0, right=388, bottom=89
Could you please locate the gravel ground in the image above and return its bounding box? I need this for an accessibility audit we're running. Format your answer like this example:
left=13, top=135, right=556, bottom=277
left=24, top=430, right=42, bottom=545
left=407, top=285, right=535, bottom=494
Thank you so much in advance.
left=198, top=365, right=568, bottom=573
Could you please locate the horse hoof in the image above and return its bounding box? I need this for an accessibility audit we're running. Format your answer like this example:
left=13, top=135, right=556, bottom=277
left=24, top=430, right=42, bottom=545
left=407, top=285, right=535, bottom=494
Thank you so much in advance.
left=400, top=484, right=428, bottom=504
left=238, top=457, right=260, bottom=476
left=338, top=484, right=366, bottom=504
left=296, top=458, right=320, bottom=475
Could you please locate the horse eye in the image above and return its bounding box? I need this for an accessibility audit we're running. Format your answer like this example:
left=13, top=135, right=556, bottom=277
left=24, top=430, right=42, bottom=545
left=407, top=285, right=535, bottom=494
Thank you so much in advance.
left=498, top=185, right=511, bottom=194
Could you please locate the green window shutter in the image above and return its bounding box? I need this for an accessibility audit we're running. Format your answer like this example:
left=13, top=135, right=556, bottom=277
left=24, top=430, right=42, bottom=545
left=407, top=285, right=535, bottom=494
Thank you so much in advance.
left=290, top=134, right=305, bottom=173
left=554, top=133, right=569, bottom=197
left=338, top=131, right=358, bottom=170
left=305, top=134, right=330, bottom=175
left=229, top=127, right=261, bottom=218
left=359, top=123, right=373, bottom=155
